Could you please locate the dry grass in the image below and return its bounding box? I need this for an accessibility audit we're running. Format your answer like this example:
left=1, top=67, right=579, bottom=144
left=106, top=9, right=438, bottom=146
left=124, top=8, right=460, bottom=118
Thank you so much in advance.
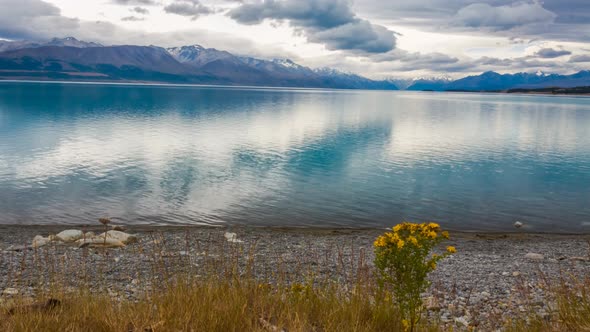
left=1, top=276, right=413, bottom=331
left=1, top=230, right=589, bottom=331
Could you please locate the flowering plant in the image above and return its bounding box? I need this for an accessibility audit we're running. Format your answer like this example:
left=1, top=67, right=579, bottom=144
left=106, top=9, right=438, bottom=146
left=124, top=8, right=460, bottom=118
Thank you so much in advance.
left=374, top=222, right=455, bottom=331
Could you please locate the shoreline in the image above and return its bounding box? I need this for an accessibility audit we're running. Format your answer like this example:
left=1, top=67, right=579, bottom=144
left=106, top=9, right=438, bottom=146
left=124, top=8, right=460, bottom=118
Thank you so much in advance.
left=1, top=223, right=590, bottom=237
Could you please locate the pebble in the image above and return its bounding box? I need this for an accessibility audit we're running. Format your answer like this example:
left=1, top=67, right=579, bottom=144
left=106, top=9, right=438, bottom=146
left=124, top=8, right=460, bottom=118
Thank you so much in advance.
left=524, top=253, right=544, bottom=261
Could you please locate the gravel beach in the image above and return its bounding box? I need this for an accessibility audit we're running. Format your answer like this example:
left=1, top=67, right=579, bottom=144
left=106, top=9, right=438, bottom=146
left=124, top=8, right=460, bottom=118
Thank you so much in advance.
left=1, top=225, right=590, bottom=330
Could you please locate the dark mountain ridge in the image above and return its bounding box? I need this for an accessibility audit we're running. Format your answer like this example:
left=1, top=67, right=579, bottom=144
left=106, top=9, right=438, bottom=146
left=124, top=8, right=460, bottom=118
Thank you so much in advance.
left=0, top=38, right=398, bottom=89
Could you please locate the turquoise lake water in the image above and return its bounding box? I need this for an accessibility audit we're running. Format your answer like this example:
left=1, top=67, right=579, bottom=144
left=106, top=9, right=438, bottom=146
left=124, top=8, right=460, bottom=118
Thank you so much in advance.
left=0, top=82, right=589, bottom=232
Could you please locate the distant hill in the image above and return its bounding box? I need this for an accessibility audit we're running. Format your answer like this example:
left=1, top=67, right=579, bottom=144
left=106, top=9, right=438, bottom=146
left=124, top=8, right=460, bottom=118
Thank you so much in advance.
left=0, top=37, right=398, bottom=90
left=406, top=71, right=590, bottom=91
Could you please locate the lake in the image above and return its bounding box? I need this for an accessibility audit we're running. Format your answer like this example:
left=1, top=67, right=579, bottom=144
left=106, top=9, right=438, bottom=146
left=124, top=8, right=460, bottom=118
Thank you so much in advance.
left=0, top=81, right=589, bottom=232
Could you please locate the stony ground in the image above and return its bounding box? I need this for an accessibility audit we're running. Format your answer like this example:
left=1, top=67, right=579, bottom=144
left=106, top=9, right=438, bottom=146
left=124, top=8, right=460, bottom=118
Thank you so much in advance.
left=1, top=225, right=590, bottom=330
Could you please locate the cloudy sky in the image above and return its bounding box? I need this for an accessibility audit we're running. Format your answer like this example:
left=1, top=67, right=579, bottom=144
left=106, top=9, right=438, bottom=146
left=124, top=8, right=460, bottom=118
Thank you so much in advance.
left=1, top=0, right=589, bottom=78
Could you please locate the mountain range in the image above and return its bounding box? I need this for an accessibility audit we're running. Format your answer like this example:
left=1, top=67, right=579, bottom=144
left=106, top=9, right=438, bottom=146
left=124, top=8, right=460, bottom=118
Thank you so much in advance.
left=0, top=37, right=398, bottom=89
left=0, top=37, right=588, bottom=91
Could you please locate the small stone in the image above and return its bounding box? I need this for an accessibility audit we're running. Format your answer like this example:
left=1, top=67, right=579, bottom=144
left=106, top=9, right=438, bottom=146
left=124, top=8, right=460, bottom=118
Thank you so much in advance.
left=514, top=221, right=523, bottom=228
left=525, top=253, right=544, bottom=261
left=570, top=256, right=590, bottom=262
left=480, top=291, right=491, bottom=298
left=6, top=245, right=29, bottom=252
left=512, top=271, right=521, bottom=277
left=224, top=232, right=243, bottom=243
left=455, top=316, right=469, bottom=327
left=425, top=296, right=441, bottom=310
left=2, top=288, right=19, bottom=296
left=501, top=271, right=510, bottom=276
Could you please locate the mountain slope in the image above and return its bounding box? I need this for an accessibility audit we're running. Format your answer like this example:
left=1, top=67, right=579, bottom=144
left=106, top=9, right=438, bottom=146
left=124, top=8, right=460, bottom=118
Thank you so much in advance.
left=0, top=45, right=204, bottom=82
left=165, top=44, right=397, bottom=89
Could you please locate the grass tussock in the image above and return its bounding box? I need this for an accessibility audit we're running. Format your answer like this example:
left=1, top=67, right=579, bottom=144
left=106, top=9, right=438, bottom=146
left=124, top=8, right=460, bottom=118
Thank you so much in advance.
left=1, top=277, right=415, bottom=332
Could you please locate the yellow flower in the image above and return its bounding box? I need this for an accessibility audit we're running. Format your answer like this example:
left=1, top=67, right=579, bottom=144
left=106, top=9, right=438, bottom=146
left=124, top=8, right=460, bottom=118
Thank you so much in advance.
left=374, top=236, right=387, bottom=248
left=430, top=261, right=436, bottom=269
left=442, top=231, right=450, bottom=239
left=393, top=224, right=403, bottom=232
left=446, top=246, right=456, bottom=254
left=428, top=231, right=437, bottom=239
left=397, top=239, right=405, bottom=249
left=427, top=222, right=440, bottom=230
left=408, top=236, right=418, bottom=246
left=402, top=319, right=410, bottom=331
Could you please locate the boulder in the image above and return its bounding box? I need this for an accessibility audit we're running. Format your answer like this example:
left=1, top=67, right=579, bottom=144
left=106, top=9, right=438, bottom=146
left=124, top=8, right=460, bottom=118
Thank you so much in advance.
left=32, top=235, right=51, bottom=248
left=78, top=237, right=126, bottom=248
left=96, top=230, right=137, bottom=245
left=55, top=230, right=84, bottom=243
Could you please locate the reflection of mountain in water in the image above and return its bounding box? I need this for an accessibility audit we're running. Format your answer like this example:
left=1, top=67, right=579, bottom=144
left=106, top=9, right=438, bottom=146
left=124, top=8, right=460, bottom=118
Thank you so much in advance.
left=0, top=82, right=589, bottom=231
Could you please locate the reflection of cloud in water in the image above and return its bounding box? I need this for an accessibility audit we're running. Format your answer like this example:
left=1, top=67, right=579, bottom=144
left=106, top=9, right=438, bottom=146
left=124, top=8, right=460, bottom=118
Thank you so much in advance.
left=0, top=84, right=589, bottom=230
left=385, top=95, right=590, bottom=166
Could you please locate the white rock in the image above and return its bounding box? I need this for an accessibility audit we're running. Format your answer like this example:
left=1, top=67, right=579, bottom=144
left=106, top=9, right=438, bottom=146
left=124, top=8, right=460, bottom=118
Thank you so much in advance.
left=55, top=230, right=84, bottom=243
left=455, top=316, right=469, bottom=327
left=84, top=232, right=96, bottom=238
left=514, top=221, right=523, bottom=228
left=78, top=237, right=126, bottom=248
left=2, top=288, right=19, bottom=296
left=32, top=235, right=51, bottom=248
left=224, top=232, right=243, bottom=243
left=96, top=230, right=138, bottom=244
left=512, top=271, right=522, bottom=277
left=525, top=253, right=544, bottom=261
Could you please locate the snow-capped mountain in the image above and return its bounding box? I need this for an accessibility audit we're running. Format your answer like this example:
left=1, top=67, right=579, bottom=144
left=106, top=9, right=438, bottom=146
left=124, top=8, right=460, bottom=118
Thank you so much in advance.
left=0, top=37, right=101, bottom=52
left=0, top=36, right=587, bottom=91
left=164, top=44, right=397, bottom=89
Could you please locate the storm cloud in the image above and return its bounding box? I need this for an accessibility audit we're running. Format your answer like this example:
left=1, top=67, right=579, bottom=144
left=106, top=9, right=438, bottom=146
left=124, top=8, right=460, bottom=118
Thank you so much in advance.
left=228, top=0, right=396, bottom=54
left=569, top=55, right=590, bottom=63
